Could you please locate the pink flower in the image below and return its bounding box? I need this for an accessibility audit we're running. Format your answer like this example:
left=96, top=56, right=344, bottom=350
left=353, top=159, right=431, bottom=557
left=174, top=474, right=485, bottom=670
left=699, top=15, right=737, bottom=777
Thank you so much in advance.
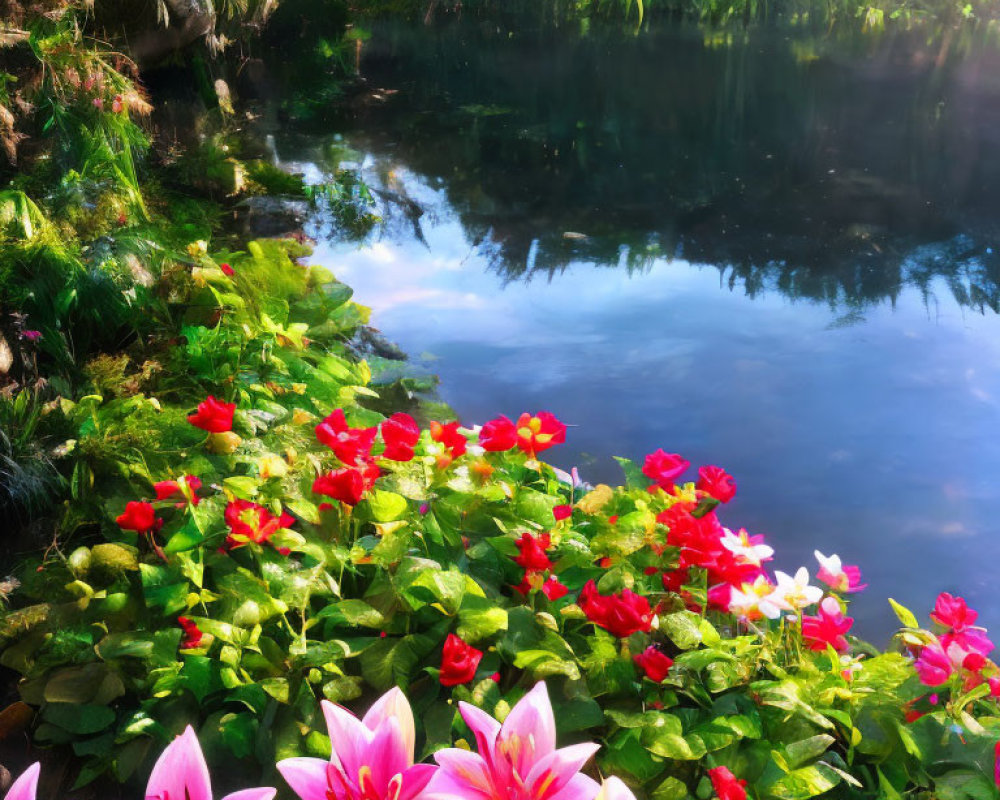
left=3, top=763, right=39, bottom=800
left=941, top=627, right=995, bottom=659
left=147, top=726, right=275, bottom=800
left=278, top=689, right=435, bottom=800
left=814, top=551, right=866, bottom=594
left=21, top=330, right=41, bottom=342
left=931, top=592, right=977, bottom=631
left=596, top=778, right=636, bottom=800
left=423, top=682, right=600, bottom=800
left=995, top=741, right=1000, bottom=788
left=642, top=450, right=690, bottom=490
left=914, top=643, right=954, bottom=686
left=800, top=597, right=854, bottom=653
left=696, top=465, right=736, bottom=503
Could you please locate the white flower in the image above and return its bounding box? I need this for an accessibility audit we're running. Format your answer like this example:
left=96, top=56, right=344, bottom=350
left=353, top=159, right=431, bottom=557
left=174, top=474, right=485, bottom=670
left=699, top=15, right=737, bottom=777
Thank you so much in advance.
left=770, top=567, right=823, bottom=611
left=721, top=528, right=774, bottom=565
left=729, top=575, right=783, bottom=620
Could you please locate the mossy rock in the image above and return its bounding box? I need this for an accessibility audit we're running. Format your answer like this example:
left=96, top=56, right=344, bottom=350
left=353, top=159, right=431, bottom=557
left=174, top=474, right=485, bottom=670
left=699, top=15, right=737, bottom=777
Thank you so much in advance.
left=89, top=543, right=140, bottom=583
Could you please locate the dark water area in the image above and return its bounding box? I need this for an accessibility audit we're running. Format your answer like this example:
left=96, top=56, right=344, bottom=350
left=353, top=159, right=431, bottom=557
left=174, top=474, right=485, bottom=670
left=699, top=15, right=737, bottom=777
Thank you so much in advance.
left=277, top=14, right=1000, bottom=641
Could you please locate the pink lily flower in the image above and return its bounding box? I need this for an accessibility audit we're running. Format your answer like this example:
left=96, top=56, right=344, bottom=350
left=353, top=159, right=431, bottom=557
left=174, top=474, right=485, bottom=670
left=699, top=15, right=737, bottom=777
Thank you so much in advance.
left=423, top=682, right=600, bottom=800
left=4, top=763, right=39, bottom=800
left=595, top=778, right=636, bottom=800
left=147, top=726, right=276, bottom=800
left=278, top=688, right=436, bottom=800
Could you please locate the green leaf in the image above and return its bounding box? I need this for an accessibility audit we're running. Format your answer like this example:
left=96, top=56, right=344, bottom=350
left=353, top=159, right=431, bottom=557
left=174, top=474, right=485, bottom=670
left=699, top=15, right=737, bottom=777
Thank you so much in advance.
left=661, top=611, right=703, bottom=650
left=651, top=776, right=689, bottom=800
left=457, top=596, right=508, bottom=643
left=368, top=490, right=408, bottom=522
left=784, top=735, right=835, bottom=769
left=887, top=598, right=919, bottom=629
left=613, top=456, right=653, bottom=490
left=319, top=599, right=385, bottom=628
left=513, top=649, right=581, bottom=680
left=165, top=520, right=205, bottom=553
left=763, top=763, right=841, bottom=800
left=42, top=703, right=116, bottom=735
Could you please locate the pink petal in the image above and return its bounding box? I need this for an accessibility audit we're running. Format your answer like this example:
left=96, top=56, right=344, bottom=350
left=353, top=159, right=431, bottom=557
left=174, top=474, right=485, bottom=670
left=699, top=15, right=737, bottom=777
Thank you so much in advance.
left=4, top=763, right=39, bottom=800
left=366, top=717, right=411, bottom=793
left=397, top=764, right=439, bottom=800
left=524, top=743, right=600, bottom=799
left=424, top=756, right=495, bottom=800
left=146, top=726, right=212, bottom=800
left=220, top=790, right=277, bottom=800
left=322, top=699, right=374, bottom=777
left=548, top=773, right=601, bottom=800
left=457, top=702, right=501, bottom=760
left=364, top=687, right=416, bottom=764
left=498, top=682, right=557, bottom=775
left=276, top=757, right=330, bottom=800
left=595, top=778, right=636, bottom=800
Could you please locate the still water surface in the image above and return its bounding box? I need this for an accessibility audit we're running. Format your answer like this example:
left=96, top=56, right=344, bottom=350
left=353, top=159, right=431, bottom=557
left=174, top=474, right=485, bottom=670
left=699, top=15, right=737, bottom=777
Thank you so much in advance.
left=282, top=15, right=1000, bottom=639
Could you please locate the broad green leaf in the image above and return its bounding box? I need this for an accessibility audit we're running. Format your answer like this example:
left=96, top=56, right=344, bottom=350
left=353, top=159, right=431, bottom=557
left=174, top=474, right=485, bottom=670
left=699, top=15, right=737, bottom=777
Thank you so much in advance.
left=368, top=490, right=408, bottom=522
left=887, top=598, right=919, bottom=629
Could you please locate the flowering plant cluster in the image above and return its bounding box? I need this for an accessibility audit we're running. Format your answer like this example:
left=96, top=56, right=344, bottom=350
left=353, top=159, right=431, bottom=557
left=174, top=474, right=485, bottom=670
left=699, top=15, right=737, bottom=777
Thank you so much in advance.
left=3, top=237, right=1000, bottom=800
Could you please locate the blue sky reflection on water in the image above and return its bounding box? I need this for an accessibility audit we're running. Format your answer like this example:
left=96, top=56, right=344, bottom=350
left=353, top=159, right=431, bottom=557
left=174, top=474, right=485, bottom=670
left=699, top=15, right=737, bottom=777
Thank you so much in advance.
left=308, top=165, right=1000, bottom=642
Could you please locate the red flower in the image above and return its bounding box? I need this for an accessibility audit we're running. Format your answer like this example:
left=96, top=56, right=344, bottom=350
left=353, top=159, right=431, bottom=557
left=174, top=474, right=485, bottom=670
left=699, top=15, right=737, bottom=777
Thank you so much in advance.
left=696, top=465, right=737, bottom=503
left=439, top=634, right=483, bottom=687
left=634, top=645, right=674, bottom=682
left=553, top=504, right=573, bottom=521
left=223, top=500, right=294, bottom=549
left=514, top=412, right=566, bottom=456
left=188, top=396, right=236, bottom=433
left=642, top=449, right=690, bottom=490
left=154, top=476, right=202, bottom=505
left=479, top=415, right=518, bottom=451
left=381, top=412, right=420, bottom=462
left=178, top=617, right=203, bottom=649
left=579, top=580, right=653, bottom=638
left=541, top=575, right=569, bottom=600
left=708, top=766, right=747, bottom=800
left=315, top=409, right=377, bottom=466
left=220, top=263, right=234, bottom=276
left=931, top=592, right=977, bottom=631
left=312, top=463, right=380, bottom=506
left=514, top=532, right=553, bottom=572
left=430, top=420, right=467, bottom=460
left=801, top=597, right=854, bottom=653
left=116, top=501, right=157, bottom=533
left=662, top=569, right=690, bottom=594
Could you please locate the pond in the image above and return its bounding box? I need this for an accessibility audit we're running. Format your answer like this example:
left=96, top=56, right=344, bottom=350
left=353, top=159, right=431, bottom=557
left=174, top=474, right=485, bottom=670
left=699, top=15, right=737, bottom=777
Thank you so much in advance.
left=277, top=13, right=1000, bottom=640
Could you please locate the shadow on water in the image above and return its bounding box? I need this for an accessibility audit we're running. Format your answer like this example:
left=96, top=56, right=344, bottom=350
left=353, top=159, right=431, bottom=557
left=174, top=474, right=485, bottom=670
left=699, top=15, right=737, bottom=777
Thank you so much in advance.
left=304, top=14, right=1000, bottom=313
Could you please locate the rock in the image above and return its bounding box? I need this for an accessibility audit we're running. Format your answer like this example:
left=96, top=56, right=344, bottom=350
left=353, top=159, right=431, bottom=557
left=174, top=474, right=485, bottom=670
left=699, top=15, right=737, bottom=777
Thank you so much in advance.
left=235, top=196, right=309, bottom=238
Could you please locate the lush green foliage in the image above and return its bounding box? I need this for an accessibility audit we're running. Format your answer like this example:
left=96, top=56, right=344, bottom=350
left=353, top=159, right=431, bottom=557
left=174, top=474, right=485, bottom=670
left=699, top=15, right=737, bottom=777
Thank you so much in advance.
left=4, top=2, right=1000, bottom=799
